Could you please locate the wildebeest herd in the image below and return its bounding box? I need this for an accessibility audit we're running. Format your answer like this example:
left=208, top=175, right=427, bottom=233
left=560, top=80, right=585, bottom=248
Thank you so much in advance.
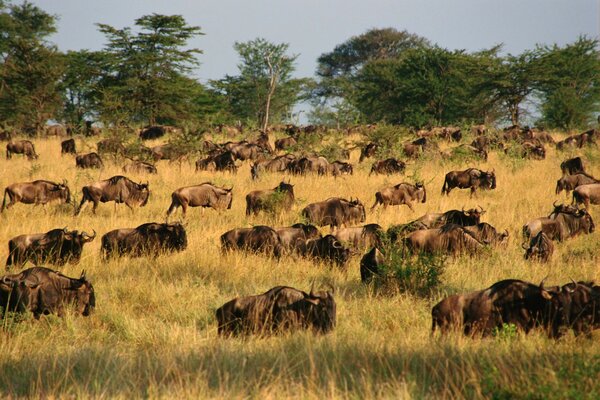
left=1, top=125, right=600, bottom=339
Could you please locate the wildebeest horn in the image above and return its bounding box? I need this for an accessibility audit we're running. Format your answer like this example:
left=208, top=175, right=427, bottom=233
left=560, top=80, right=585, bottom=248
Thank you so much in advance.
left=310, top=280, right=316, bottom=297
left=553, top=200, right=559, bottom=208
left=80, top=270, right=86, bottom=281
left=2, top=276, right=12, bottom=285
left=539, top=275, right=549, bottom=290
left=83, top=229, right=97, bottom=239
left=62, top=179, right=68, bottom=186
left=521, top=242, right=529, bottom=250
left=63, top=227, right=69, bottom=233
left=566, top=277, right=578, bottom=293
left=332, top=240, right=343, bottom=249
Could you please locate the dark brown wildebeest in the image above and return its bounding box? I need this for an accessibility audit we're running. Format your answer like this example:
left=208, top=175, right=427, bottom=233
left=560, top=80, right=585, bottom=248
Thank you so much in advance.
left=360, top=247, right=385, bottom=283
left=61, top=139, right=76, bottom=155
left=215, top=285, right=336, bottom=336
left=404, top=224, right=487, bottom=256
left=359, top=142, right=378, bottom=162
left=1, top=267, right=95, bottom=318
left=523, top=232, right=554, bottom=263
left=416, top=207, right=485, bottom=229
left=386, top=221, right=429, bottom=242
left=521, top=127, right=555, bottom=144
left=298, top=235, right=352, bottom=267
left=250, top=154, right=296, bottom=180
left=560, top=157, right=585, bottom=175
left=371, top=182, right=426, bottom=211
left=275, top=136, right=297, bottom=151
left=274, top=223, right=322, bottom=252
left=2, top=180, right=71, bottom=212
left=6, top=140, right=38, bottom=160
left=230, top=142, right=263, bottom=161
left=551, top=281, right=600, bottom=338
left=431, top=279, right=556, bottom=336
left=75, top=152, right=104, bottom=169
left=555, top=173, right=599, bottom=195
left=220, top=226, right=283, bottom=258
left=523, top=205, right=594, bottom=242
left=301, top=197, right=366, bottom=229
left=196, top=151, right=237, bottom=173
left=330, top=161, right=353, bottom=175
left=369, top=158, right=406, bottom=175
left=245, top=181, right=294, bottom=216
left=441, top=168, right=496, bottom=197
left=463, top=223, right=509, bottom=246
left=151, top=144, right=181, bottom=161
left=166, top=182, right=232, bottom=219
left=139, top=125, right=166, bottom=140
left=288, top=156, right=333, bottom=176
left=572, top=183, right=600, bottom=208
left=97, top=138, right=125, bottom=155
left=520, top=141, right=546, bottom=159
left=122, top=161, right=158, bottom=174
left=75, top=175, right=150, bottom=215
left=6, top=228, right=96, bottom=269
left=470, top=136, right=491, bottom=153
left=470, top=124, right=487, bottom=136
left=101, top=222, right=187, bottom=259
left=45, top=125, right=67, bottom=136
left=333, top=224, right=383, bottom=250
left=253, top=132, right=274, bottom=154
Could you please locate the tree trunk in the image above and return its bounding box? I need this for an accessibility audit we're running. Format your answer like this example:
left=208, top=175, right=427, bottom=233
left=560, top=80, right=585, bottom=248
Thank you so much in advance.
left=262, top=53, right=278, bottom=132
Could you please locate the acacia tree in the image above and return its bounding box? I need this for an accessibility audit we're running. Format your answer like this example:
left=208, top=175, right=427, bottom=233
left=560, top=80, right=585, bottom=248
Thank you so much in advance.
left=211, top=38, right=305, bottom=129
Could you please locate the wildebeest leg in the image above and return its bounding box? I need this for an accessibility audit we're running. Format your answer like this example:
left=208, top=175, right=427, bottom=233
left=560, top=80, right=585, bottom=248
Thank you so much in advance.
left=75, top=196, right=88, bottom=216
left=470, top=187, right=477, bottom=198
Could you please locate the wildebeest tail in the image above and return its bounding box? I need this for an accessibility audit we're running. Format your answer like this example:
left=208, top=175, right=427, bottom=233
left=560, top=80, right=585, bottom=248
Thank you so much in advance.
left=572, top=190, right=584, bottom=206
left=5, top=240, right=16, bottom=267
left=441, top=177, right=448, bottom=195
left=1, top=188, right=11, bottom=212
left=371, top=193, right=382, bottom=210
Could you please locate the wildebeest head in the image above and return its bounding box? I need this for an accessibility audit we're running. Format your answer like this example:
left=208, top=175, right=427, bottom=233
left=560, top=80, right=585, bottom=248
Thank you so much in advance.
left=349, top=198, right=366, bottom=223
left=163, top=223, right=188, bottom=251
left=305, top=285, right=336, bottom=333
left=63, top=229, right=97, bottom=264
left=577, top=208, right=595, bottom=233
left=275, top=181, right=294, bottom=196
left=483, top=170, right=496, bottom=189
left=73, top=270, right=95, bottom=316
left=53, top=180, right=71, bottom=204
left=136, top=181, right=151, bottom=207
left=290, top=223, right=321, bottom=240
left=549, top=201, right=579, bottom=218
left=443, top=206, right=484, bottom=226
left=415, top=182, right=427, bottom=203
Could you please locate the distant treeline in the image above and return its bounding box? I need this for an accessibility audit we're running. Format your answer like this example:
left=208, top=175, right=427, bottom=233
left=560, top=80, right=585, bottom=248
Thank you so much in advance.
left=0, top=2, right=598, bottom=134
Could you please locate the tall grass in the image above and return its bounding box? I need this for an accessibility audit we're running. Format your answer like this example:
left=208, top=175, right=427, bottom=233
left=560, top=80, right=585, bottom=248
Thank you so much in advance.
left=0, top=134, right=599, bottom=398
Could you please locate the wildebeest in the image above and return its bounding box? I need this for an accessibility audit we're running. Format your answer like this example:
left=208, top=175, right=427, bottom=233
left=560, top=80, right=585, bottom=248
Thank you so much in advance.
left=560, top=157, right=585, bottom=175
left=75, top=175, right=150, bottom=215
left=448, top=144, right=488, bottom=161
left=333, top=224, right=383, bottom=250
left=386, top=221, right=429, bottom=242
left=75, top=152, right=104, bottom=169
left=245, top=181, right=294, bottom=216
left=151, top=144, right=180, bottom=161
left=195, top=151, right=237, bottom=173
left=441, top=168, right=496, bottom=197
left=1, top=267, right=95, bottom=318
left=463, top=223, right=509, bottom=246
left=215, top=285, right=336, bottom=336
left=275, top=136, right=297, bottom=151
left=139, top=125, right=166, bottom=140
left=97, top=138, right=125, bottom=155
left=572, top=183, right=600, bottom=208
left=250, top=154, right=295, bottom=180
left=6, top=140, right=38, bottom=160
left=523, top=232, right=554, bottom=263
left=404, top=224, right=486, bottom=256
left=101, top=222, right=187, bottom=259
left=2, top=180, right=71, bottom=212
left=229, top=142, right=263, bottom=161
left=61, top=139, right=76, bottom=154
left=166, top=182, right=232, bottom=219
left=520, top=141, right=546, bottom=159
left=302, top=197, right=366, bottom=229
left=122, top=161, right=158, bottom=174
left=220, top=226, right=283, bottom=258
left=359, top=142, right=378, bottom=162
left=6, top=228, right=96, bottom=269
left=555, top=173, right=598, bottom=195
left=331, top=161, right=353, bottom=175
left=523, top=205, right=594, bottom=242
left=551, top=281, right=600, bottom=337
left=371, top=182, right=426, bottom=211
left=431, top=279, right=556, bottom=336
left=275, top=223, right=322, bottom=252
left=416, top=207, right=485, bottom=229
left=369, top=158, right=406, bottom=175
left=360, top=247, right=385, bottom=283
left=288, top=156, right=333, bottom=176
left=298, top=235, right=352, bottom=267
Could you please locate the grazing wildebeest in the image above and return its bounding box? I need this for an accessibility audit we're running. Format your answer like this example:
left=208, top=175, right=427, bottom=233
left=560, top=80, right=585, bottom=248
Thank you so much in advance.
left=333, top=224, right=383, bottom=250
left=470, top=136, right=491, bottom=153
left=560, top=157, right=585, bottom=175
left=572, top=183, right=600, bottom=208
left=369, top=158, right=406, bottom=175
left=359, top=142, right=378, bottom=162
left=220, top=226, right=283, bottom=258
left=196, top=151, right=237, bottom=173
left=122, top=161, right=158, bottom=174
left=274, top=223, right=322, bottom=252
left=2, top=180, right=71, bottom=212
left=386, top=221, right=429, bottom=242
left=523, top=232, right=554, bottom=263
left=75, top=152, right=104, bottom=169
left=215, top=285, right=336, bottom=336
left=555, top=173, right=598, bottom=195
left=416, top=207, right=485, bottom=229
left=245, top=181, right=294, bottom=216
left=331, top=161, right=353, bottom=175
left=151, top=144, right=180, bottom=161
left=371, top=182, right=426, bottom=211
left=1, top=267, right=95, bottom=318
left=471, top=124, right=487, bottom=136
left=75, top=175, right=150, bottom=215
left=404, top=224, right=487, bottom=256
left=97, top=138, right=125, bottom=155
left=275, top=136, right=297, bottom=151
left=6, top=228, right=96, bottom=269
left=166, top=182, right=232, bottom=219
left=431, top=279, right=556, bottom=336
left=302, top=197, right=366, bottom=229
left=288, top=156, right=333, bottom=176
left=523, top=205, right=594, bottom=242
left=441, top=168, right=496, bottom=197
left=551, top=281, right=600, bottom=337
left=298, top=235, right=352, bottom=267
left=520, top=141, right=546, bottom=159
left=250, top=154, right=295, bottom=180
left=139, top=125, right=166, bottom=140
left=230, top=142, right=263, bottom=161
left=6, top=140, right=38, bottom=160
left=61, top=139, right=76, bottom=155
left=463, top=223, right=509, bottom=246
left=101, top=222, right=187, bottom=259
left=254, top=132, right=274, bottom=154
left=360, top=247, right=385, bottom=283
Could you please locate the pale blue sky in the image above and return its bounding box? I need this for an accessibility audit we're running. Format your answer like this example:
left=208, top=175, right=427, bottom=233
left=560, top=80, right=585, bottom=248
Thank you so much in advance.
left=34, top=0, right=599, bottom=84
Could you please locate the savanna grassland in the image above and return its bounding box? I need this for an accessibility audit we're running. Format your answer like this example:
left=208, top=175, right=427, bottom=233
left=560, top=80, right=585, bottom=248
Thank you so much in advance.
left=1, top=130, right=600, bottom=399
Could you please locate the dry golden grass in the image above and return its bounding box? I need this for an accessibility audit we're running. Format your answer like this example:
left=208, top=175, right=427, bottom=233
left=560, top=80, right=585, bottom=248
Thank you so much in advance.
left=0, top=134, right=599, bottom=399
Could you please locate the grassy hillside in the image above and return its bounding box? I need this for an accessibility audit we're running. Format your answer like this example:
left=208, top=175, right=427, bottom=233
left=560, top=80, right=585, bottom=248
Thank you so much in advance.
left=0, top=133, right=599, bottom=399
